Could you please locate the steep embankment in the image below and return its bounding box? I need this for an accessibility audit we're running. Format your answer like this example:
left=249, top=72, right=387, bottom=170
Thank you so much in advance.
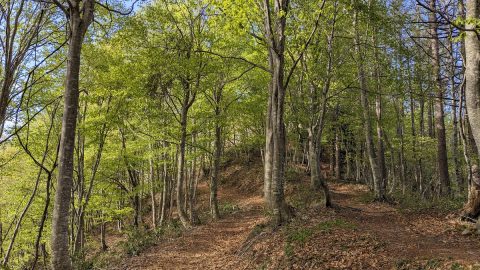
left=115, top=162, right=480, bottom=270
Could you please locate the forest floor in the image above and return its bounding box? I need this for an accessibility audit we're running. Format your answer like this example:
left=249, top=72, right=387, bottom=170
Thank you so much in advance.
left=113, top=162, right=480, bottom=270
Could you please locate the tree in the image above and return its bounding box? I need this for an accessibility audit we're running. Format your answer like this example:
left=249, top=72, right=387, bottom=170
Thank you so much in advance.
left=261, top=0, right=293, bottom=225
left=353, top=0, right=385, bottom=201
left=49, top=1, right=94, bottom=268
left=463, top=0, right=480, bottom=218
left=429, top=0, right=451, bottom=196
left=0, top=1, right=46, bottom=137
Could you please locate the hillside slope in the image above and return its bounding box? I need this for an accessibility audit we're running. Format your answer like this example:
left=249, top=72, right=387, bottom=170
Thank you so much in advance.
left=113, top=162, right=480, bottom=270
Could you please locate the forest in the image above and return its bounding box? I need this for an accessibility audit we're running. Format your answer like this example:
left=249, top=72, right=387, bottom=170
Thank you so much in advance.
left=0, top=0, right=480, bottom=269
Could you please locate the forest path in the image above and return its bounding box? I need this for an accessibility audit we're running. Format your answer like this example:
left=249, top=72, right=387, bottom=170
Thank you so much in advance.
left=330, top=183, right=480, bottom=265
left=117, top=182, right=266, bottom=270
left=117, top=180, right=480, bottom=269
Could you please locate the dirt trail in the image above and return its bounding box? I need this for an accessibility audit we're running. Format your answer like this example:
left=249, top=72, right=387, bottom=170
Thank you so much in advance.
left=117, top=184, right=266, bottom=270
left=330, top=183, right=480, bottom=265
left=117, top=181, right=480, bottom=269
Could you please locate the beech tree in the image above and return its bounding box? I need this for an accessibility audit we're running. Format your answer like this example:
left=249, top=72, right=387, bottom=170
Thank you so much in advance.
left=463, top=0, right=480, bottom=218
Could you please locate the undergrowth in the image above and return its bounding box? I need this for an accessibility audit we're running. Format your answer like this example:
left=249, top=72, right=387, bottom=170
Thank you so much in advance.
left=391, top=191, right=464, bottom=213
left=78, top=220, right=186, bottom=269
left=358, top=190, right=464, bottom=213
left=220, top=202, right=240, bottom=215
left=284, top=218, right=356, bottom=258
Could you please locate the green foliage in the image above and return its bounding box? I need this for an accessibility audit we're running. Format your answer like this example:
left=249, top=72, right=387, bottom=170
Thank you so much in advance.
left=0, top=0, right=476, bottom=268
left=393, top=191, right=464, bottom=213
left=220, top=202, right=240, bottom=215
left=121, top=228, right=158, bottom=256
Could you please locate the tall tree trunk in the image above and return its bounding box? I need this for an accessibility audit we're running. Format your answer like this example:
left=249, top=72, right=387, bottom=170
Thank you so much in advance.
left=32, top=170, right=53, bottom=270
left=373, top=31, right=387, bottom=196
left=264, top=88, right=274, bottom=205
left=211, top=87, right=222, bottom=219
left=408, top=60, right=421, bottom=192
left=463, top=0, right=480, bottom=218
left=335, top=128, right=341, bottom=181
left=177, top=98, right=192, bottom=228
left=51, top=2, right=94, bottom=268
left=353, top=5, right=385, bottom=200
left=160, top=149, right=169, bottom=226
left=149, top=150, right=157, bottom=228
left=429, top=0, right=451, bottom=196
left=449, top=28, right=462, bottom=194
left=262, top=0, right=293, bottom=225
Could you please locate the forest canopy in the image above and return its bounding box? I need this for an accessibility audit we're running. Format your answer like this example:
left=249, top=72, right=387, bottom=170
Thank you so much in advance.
left=0, top=0, right=480, bottom=269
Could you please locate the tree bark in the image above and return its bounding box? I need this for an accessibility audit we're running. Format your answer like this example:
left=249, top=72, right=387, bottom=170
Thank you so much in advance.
left=353, top=5, right=385, bottom=201
left=176, top=90, right=192, bottom=228
left=262, top=0, right=293, bottom=225
left=463, top=0, right=480, bottom=217
left=149, top=149, right=157, bottom=228
left=211, top=86, right=222, bottom=219
left=372, top=24, right=387, bottom=197
left=51, top=2, right=94, bottom=268
left=429, top=0, right=451, bottom=196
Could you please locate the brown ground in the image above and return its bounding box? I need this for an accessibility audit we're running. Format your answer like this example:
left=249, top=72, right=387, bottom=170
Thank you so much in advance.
left=115, top=170, right=480, bottom=270
left=115, top=182, right=266, bottom=270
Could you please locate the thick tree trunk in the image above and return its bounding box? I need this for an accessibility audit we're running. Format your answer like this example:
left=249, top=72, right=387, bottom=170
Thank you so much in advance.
left=100, top=217, right=108, bottom=251
left=463, top=166, right=480, bottom=219
left=264, top=89, right=274, bottom=206
left=463, top=0, right=480, bottom=217
left=50, top=2, right=94, bottom=268
left=307, top=128, right=332, bottom=207
left=177, top=102, right=192, bottom=228
left=51, top=10, right=90, bottom=268
left=261, top=0, right=293, bottom=225
left=429, top=0, right=451, bottom=196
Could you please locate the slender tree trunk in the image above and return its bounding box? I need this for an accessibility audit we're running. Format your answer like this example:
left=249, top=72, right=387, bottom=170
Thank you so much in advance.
left=0, top=221, right=3, bottom=259
left=149, top=150, right=157, bottom=228
left=32, top=169, right=52, bottom=270
left=372, top=27, right=387, bottom=197
left=160, top=149, right=169, bottom=225
left=408, top=61, right=421, bottom=192
left=211, top=89, right=222, bottom=218
left=188, top=137, right=199, bottom=225
left=449, top=32, right=462, bottom=194
left=335, top=128, right=341, bottom=181
left=353, top=6, right=384, bottom=200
